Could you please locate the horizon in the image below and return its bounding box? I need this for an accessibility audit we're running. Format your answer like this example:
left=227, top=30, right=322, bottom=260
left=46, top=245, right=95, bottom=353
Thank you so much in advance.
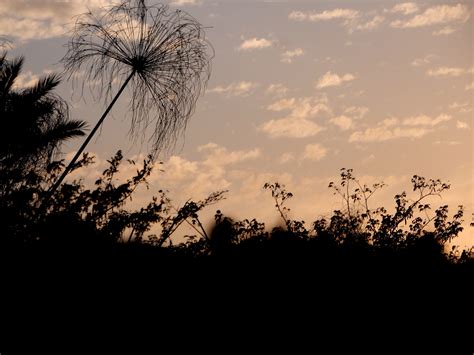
left=1, top=0, right=472, bottom=247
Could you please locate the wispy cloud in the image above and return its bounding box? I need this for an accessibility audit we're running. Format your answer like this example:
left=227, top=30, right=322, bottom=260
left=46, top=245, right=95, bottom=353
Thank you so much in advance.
left=289, top=8, right=359, bottom=22
left=0, top=0, right=111, bottom=41
left=12, top=71, right=39, bottom=89
left=259, top=96, right=330, bottom=138
left=198, top=142, right=262, bottom=166
left=259, top=118, right=325, bottom=138
left=353, top=15, right=385, bottom=32
left=302, top=144, right=328, bottom=161
left=344, top=106, right=369, bottom=119
left=349, top=114, right=451, bottom=142
left=411, top=54, right=437, bottom=67
left=330, top=115, right=353, bottom=131
left=170, top=0, right=200, bottom=6
left=456, top=121, right=470, bottom=130
left=427, top=67, right=468, bottom=77
left=466, top=82, right=474, bottom=91
left=390, top=4, right=470, bottom=29
left=238, top=37, right=273, bottom=51
left=266, top=83, right=289, bottom=97
left=207, top=81, right=259, bottom=97
left=316, top=71, right=355, bottom=89
left=390, top=3, right=419, bottom=15
left=432, top=26, right=456, bottom=36
left=281, top=48, right=304, bottom=64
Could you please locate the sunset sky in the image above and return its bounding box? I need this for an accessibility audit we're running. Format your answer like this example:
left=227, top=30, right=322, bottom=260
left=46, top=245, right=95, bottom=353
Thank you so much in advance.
left=2, top=0, right=472, bottom=246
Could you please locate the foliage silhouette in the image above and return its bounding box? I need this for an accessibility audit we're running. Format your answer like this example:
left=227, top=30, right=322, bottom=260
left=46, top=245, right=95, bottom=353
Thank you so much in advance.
left=0, top=52, right=86, bottom=200
left=49, top=0, right=213, bottom=196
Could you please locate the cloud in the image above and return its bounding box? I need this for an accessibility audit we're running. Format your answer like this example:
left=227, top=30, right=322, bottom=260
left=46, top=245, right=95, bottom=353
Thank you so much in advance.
left=266, top=96, right=331, bottom=117
left=0, top=0, right=112, bottom=41
left=411, top=54, right=437, bottom=67
left=266, top=83, right=289, bottom=97
left=279, top=153, right=295, bottom=164
left=434, top=140, right=461, bottom=146
left=432, top=26, right=456, bottom=36
left=238, top=37, right=273, bottom=51
left=349, top=114, right=451, bottom=142
left=281, top=48, right=304, bottom=64
left=344, top=106, right=369, bottom=119
left=198, top=142, right=262, bottom=166
left=402, top=114, right=451, bottom=126
left=390, top=4, right=470, bottom=29
left=12, top=71, right=39, bottom=89
left=316, top=71, right=355, bottom=89
left=330, top=115, right=353, bottom=130
left=353, top=15, right=385, bottom=32
left=456, top=121, right=470, bottom=130
left=390, top=3, right=419, bottom=15
left=466, top=82, right=474, bottom=91
left=170, top=0, right=200, bottom=6
left=302, top=144, right=328, bottom=161
left=206, top=81, right=259, bottom=97
left=289, top=8, right=359, bottom=22
left=259, top=96, right=330, bottom=138
left=259, top=118, right=325, bottom=138
left=427, top=67, right=466, bottom=77
left=267, top=98, right=297, bottom=112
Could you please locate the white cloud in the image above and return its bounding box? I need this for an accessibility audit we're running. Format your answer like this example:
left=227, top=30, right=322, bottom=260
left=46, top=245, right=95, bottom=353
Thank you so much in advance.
left=349, top=114, right=451, bottom=142
left=260, top=96, right=330, bottom=138
left=266, top=83, right=289, bottom=97
left=198, top=142, right=262, bottom=166
left=302, top=144, right=328, bottom=161
left=170, top=0, right=200, bottom=6
left=353, top=15, right=385, bottom=31
left=0, top=0, right=112, bottom=41
left=427, top=67, right=466, bottom=77
left=390, top=4, right=470, bottom=29
left=12, top=71, right=39, bottom=89
left=206, top=81, right=259, bottom=97
left=267, top=98, right=297, bottom=112
left=316, top=71, right=355, bottom=89
left=449, top=101, right=469, bottom=110
left=411, top=54, right=437, bottom=67
left=289, top=8, right=359, bottom=22
left=330, top=115, right=353, bottom=130
left=432, top=26, right=456, bottom=36
left=281, top=48, right=304, bottom=64
left=344, top=106, right=369, bottom=119
left=456, top=121, right=470, bottom=130
left=390, top=3, right=419, bottom=15
left=266, top=96, right=331, bottom=118
left=434, top=140, right=461, bottom=146
left=238, top=37, right=273, bottom=51
left=349, top=126, right=430, bottom=142
left=259, top=118, right=324, bottom=138
left=402, top=114, right=451, bottom=127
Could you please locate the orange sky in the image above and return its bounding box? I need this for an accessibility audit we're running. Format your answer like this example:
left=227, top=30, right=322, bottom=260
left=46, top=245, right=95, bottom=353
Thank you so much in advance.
left=2, top=0, right=472, bottom=247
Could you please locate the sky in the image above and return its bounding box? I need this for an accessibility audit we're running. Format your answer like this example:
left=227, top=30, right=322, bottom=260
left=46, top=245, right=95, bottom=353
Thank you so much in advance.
left=1, top=0, right=473, bottom=247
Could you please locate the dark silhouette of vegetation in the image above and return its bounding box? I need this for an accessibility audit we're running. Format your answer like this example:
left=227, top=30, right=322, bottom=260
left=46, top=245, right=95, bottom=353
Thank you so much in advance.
left=49, top=0, right=213, bottom=196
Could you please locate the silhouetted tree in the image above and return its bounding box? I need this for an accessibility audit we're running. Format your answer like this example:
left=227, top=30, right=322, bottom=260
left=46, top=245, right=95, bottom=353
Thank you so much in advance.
left=49, top=0, right=213, bottom=195
left=0, top=52, right=86, bottom=197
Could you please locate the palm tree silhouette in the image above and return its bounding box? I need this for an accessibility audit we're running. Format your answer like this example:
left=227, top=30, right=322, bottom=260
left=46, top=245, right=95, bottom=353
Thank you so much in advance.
left=0, top=53, right=86, bottom=196
left=48, top=0, right=212, bottom=196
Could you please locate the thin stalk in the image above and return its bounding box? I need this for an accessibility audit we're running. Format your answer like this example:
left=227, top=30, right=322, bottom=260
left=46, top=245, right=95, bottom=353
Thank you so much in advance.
left=48, top=70, right=135, bottom=196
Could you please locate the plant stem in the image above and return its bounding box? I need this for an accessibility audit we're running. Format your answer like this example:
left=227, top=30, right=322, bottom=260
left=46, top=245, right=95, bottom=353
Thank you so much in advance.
left=47, top=71, right=135, bottom=197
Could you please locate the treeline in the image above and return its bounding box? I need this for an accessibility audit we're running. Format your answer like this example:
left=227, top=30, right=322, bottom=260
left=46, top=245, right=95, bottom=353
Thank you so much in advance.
left=1, top=52, right=473, bottom=273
